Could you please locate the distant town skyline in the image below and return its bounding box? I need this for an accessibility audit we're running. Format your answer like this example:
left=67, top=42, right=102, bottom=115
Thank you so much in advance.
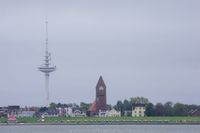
left=0, top=0, right=200, bottom=106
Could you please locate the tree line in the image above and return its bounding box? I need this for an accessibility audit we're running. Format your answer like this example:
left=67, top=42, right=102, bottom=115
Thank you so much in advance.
left=113, top=97, right=200, bottom=116
left=46, top=97, right=199, bottom=116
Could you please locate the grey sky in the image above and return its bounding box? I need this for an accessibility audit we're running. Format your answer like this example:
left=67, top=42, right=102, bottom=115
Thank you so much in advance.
left=0, top=0, right=200, bottom=107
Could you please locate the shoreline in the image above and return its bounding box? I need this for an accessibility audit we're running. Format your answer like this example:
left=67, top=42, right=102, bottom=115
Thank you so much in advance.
left=1, top=116, right=200, bottom=126
left=1, top=121, right=200, bottom=126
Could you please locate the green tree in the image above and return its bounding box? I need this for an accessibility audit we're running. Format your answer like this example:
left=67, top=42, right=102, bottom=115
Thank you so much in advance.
left=49, top=102, right=57, bottom=109
left=79, top=102, right=90, bottom=112
left=39, top=107, right=48, bottom=113
left=164, top=101, right=173, bottom=116
left=123, top=99, right=132, bottom=111
left=114, top=100, right=123, bottom=111
left=106, top=104, right=112, bottom=110
left=145, top=103, right=155, bottom=116
left=130, top=97, right=149, bottom=105
left=155, top=103, right=165, bottom=116
left=56, top=103, right=65, bottom=108
left=173, top=103, right=188, bottom=116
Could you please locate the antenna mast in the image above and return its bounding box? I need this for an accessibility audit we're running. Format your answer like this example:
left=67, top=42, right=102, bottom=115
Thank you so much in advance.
left=38, top=19, right=56, bottom=107
left=45, top=18, right=48, bottom=53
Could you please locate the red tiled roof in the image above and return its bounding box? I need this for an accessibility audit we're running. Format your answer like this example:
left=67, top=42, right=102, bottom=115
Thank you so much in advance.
left=88, top=101, right=96, bottom=112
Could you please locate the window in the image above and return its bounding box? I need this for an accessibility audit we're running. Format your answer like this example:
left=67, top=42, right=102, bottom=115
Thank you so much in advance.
left=99, top=86, right=104, bottom=91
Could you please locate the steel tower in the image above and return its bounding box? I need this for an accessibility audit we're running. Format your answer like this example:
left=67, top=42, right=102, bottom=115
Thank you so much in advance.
left=38, top=20, right=56, bottom=107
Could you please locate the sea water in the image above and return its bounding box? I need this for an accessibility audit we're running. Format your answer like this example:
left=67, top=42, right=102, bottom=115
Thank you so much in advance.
left=0, top=125, right=200, bottom=133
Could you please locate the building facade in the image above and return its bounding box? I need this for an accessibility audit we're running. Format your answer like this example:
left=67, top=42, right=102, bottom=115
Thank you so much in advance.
left=17, top=111, right=35, bottom=117
left=107, top=108, right=121, bottom=117
left=132, top=104, right=146, bottom=117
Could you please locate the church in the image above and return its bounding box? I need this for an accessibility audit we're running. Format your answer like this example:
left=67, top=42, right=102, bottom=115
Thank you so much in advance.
left=88, top=76, right=107, bottom=116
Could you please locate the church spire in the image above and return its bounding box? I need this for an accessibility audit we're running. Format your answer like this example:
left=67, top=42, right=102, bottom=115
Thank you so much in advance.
left=96, top=76, right=106, bottom=89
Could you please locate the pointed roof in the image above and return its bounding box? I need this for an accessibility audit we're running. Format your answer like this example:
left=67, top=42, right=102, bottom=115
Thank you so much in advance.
left=96, top=76, right=106, bottom=89
left=88, top=101, right=96, bottom=112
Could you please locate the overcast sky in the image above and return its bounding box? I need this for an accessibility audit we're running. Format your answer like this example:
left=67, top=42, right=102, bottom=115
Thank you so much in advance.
left=0, top=0, right=200, bottom=107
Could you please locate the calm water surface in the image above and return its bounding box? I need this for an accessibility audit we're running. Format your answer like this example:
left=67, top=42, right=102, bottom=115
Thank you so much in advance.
left=0, top=125, right=200, bottom=133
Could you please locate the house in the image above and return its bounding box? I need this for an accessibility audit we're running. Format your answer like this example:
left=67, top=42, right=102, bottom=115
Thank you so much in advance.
left=7, top=105, right=20, bottom=115
left=42, top=112, right=58, bottom=117
left=0, top=107, right=8, bottom=117
left=132, top=104, right=146, bottom=117
left=73, top=110, right=86, bottom=117
left=87, top=101, right=98, bottom=116
left=36, top=109, right=59, bottom=117
left=98, top=108, right=121, bottom=117
left=107, top=108, right=121, bottom=117
left=7, top=114, right=17, bottom=123
left=58, top=107, right=66, bottom=116
left=65, top=107, right=73, bottom=117
left=98, top=110, right=108, bottom=117
left=17, top=111, right=36, bottom=117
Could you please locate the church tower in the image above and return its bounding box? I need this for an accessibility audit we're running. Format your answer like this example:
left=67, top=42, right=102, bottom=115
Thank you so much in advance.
left=96, top=76, right=107, bottom=112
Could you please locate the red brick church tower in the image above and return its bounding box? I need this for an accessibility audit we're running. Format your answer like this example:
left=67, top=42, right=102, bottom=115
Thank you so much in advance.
left=96, top=76, right=107, bottom=112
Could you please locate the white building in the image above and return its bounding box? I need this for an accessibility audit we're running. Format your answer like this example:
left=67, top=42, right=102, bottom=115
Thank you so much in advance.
left=99, top=109, right=121, bottom=117
left=73, top=110, right=86, bottom=117
left=132, top=105, right=146, bottom=117
left=42, top=112, right=58, bottom=117
left=65, top=107, right=73, bottom=117
left=98, top=110, right=108, bottom=117
left=58, top=107, right=66, bottom=116
left=17, top=111, right=35, bottom=117
left=107, top=108, right=121, bottom=117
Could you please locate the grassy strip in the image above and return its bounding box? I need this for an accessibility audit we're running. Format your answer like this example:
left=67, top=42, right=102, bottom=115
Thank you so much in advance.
left=1, top=116, right=200, bottom=124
